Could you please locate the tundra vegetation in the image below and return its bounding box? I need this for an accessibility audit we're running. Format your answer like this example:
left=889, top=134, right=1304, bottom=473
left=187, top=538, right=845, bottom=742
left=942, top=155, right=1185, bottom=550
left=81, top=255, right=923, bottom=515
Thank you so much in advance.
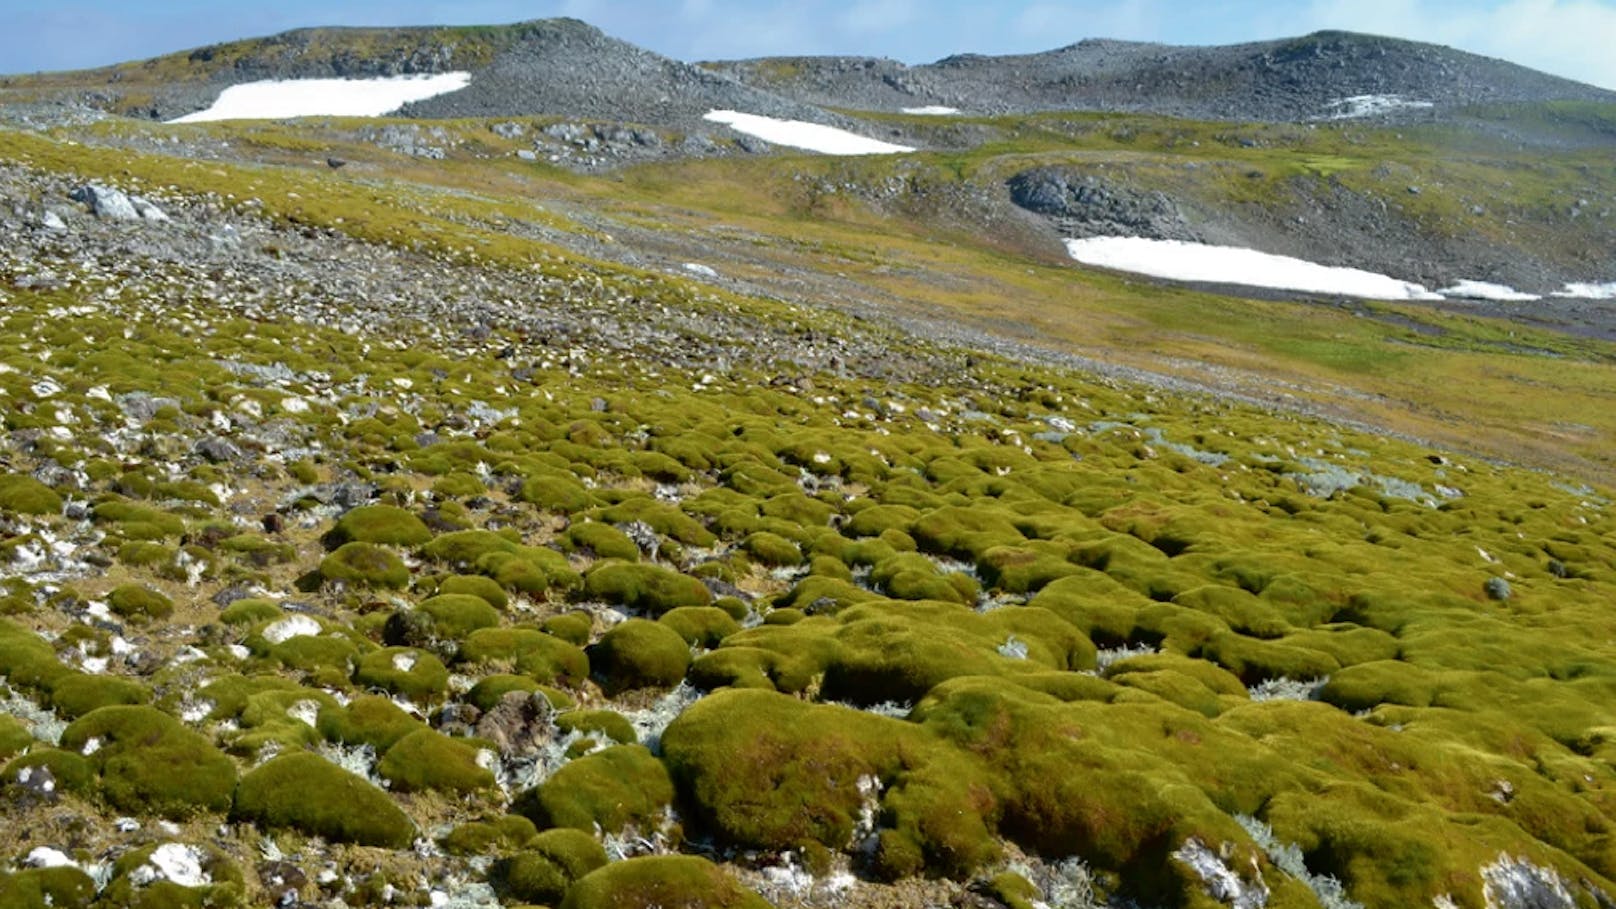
left=1, top=61, right=1616, bottom=909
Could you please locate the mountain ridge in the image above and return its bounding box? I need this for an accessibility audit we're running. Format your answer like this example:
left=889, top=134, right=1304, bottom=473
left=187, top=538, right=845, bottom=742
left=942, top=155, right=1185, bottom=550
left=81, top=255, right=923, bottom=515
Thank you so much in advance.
left=4, top=20, right=1612, bottom=128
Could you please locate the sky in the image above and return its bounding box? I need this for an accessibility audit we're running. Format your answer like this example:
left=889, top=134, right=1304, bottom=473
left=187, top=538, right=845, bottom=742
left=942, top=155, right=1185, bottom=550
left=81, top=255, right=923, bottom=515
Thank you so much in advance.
left=4, top=0, right=1616, bottom=90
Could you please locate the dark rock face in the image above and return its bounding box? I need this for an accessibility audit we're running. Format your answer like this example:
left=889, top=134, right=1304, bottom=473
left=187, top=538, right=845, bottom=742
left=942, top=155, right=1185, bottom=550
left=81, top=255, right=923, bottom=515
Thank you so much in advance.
left=1007, top=169, right=1200, bottom=241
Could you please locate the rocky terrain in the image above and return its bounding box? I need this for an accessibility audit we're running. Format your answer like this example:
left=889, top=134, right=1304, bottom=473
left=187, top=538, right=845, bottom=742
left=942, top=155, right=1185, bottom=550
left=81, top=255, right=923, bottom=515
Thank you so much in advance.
left=711, top=30, right=1616, bottom=122
left=3, top=16, right=1616, bottom=909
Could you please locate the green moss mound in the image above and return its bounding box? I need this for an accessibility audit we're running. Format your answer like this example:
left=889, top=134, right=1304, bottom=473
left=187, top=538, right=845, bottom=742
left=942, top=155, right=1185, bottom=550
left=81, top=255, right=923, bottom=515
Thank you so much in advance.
left=584, top=560, right=713, bottom=616
left=48, top=672, right=150, bottom=718
left=2, top=748, right=94, bottom=797
left=492, top=828, right=609, bottom=904
left=0, top=866, right=96, bottom=909
left=319, top=542, right=410, bottom=589
left=317, top=694, right=422, bottom=751
left=542, top=611, right=594, bottom=646
left=520, top=473, right=597, bottom=514
left=233, top=752, right=416, bottom=847
left=327, top=504, right=432, bottom=547
left=659, top=606, right=742, bottom=648
left=100, top=843, right=245, bottom=908
left=441, top=814, right=538, bottom=856
left=0, top=715, right=30, bottom=760
left=378, top=728, right=496, bottom=794
left=106, top=584, right=174, bottom=621
left=353, top=647, right=450, bottom=702
left=0, top=475, right=62, bottom=516
left=460, top=628, right=590, bottom=685
left=588, top=618, right=692, bottom=693
left=467, top=674, right=577, bottom=712
left=59, top=706, right=236, bottom=818
left=437, top=573, right=510, bottom=611
left=555, top=709, right=637, bottom=745
left=219, top=597, right=281, bottom=626
left=559, top=855, right=772, bottom=909
left=743, top=531, right=803, bottom=567
left=566, top=521, right=641, bottom=561
left=387, top=593, right=501, bottom=648
left=518, top=744, right=673, bottom=833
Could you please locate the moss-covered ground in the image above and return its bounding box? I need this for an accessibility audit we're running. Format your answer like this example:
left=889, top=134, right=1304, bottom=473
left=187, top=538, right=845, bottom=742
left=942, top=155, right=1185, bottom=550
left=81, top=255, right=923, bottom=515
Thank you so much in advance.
left=1, top=107, right=1615, bottom=907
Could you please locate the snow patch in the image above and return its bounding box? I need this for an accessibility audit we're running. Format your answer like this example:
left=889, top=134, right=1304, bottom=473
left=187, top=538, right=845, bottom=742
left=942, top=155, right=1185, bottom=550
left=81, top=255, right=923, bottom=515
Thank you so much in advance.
left=170, top=73, right=472, bottom=123
left=1555, top=282, right=1616, bottom=300
left=1064, top=236, right=1440, bottom=301
left=704, top=110, right=914, bottom=155
left=1323, top=95, right=1435, bottom=119
left=262, top=614, right=321, bottom=644
left=682, top=263, right=719, bottom=278
left=902, top=105, right=960, bottom=115
left=1440, top=280, right=1541, bottom=302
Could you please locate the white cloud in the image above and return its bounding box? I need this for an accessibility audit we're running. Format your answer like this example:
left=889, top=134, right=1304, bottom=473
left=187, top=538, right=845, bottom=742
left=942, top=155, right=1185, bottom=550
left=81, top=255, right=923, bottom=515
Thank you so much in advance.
left=1296, top=0, right=1616, bottom=89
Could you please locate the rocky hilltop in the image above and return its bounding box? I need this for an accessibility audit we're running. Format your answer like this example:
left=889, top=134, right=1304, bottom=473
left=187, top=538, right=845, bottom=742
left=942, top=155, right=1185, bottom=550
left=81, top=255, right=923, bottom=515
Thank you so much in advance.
left=712, top=30, right=1616, bottom=121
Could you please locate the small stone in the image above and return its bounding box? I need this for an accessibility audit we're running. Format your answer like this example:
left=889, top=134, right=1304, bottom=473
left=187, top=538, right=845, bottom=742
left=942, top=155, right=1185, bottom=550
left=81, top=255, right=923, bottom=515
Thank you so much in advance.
left=1485, top=577, right=1513, bottom=601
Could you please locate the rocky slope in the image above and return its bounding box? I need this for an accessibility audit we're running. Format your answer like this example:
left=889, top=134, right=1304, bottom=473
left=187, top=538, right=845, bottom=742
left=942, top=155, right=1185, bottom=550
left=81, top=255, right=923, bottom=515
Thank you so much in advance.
left=711, top=30, right=1616, bottom=122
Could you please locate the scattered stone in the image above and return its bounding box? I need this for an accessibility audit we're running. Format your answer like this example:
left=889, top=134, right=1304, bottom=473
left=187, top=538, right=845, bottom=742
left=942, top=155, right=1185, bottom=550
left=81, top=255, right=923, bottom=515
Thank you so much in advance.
left=70, top=184, right=139, bottom=220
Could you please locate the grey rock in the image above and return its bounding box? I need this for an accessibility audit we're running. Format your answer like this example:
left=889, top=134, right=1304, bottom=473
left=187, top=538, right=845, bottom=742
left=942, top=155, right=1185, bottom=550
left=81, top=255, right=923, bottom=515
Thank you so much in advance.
left=116, top=392, right=182, bottom=422
left=195, top=437, right=244, bottom=463
left=70, top=183, right=139, bottom=220
left=313, top=482, right=377, bottom=510
left=39, top=210, right=66, bottom=231
left=1485, top=576, right=1513, bottom=601
left=132, top=196, right=169, bottom=221
left=474, top=691, right=557, bottom=759
left=1009, top=169, right=1198, bottom=241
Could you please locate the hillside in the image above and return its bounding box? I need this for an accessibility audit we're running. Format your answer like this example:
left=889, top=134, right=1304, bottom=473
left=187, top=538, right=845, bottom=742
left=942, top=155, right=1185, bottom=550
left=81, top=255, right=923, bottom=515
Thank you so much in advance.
left=1, top=16, right=1616, bottom=909
left=710, top=30, right=1616, bottom=122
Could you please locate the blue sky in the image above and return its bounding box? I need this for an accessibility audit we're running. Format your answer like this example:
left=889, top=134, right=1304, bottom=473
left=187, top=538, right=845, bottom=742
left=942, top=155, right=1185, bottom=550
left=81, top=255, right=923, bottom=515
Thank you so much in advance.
left=6, top=0, right=1616, bottom=89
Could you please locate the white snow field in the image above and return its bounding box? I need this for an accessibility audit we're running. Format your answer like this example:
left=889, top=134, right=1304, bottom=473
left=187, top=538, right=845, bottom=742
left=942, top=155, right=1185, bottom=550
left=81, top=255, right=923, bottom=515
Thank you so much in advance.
left=169, top=72, right=472, bottom=123
left=703, top=110, right=914, bottom=155
left=901, top=106, right=961, bottom=115
left=1557, top=282, right=1616, bottom=299
left=1323, top=94, right=1436, bottom=120
left=1438, top=280, right=1542, bottom=302
left=1063, top=236, right=1442, bottom=300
